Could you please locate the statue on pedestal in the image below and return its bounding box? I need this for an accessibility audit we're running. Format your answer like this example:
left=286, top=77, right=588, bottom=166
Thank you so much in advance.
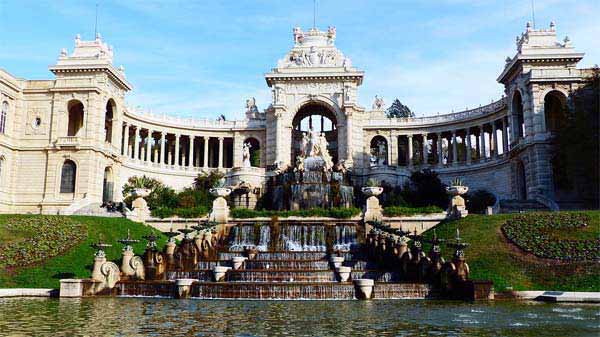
left=242, top=142, right=251, bottom=167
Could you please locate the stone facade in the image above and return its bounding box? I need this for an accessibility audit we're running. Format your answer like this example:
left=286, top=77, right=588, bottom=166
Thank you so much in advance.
left=0, top=23, right=595, bottom=214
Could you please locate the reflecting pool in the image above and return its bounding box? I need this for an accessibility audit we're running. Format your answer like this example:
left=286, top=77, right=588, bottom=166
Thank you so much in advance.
left=0, top=297, right=598, bottom=336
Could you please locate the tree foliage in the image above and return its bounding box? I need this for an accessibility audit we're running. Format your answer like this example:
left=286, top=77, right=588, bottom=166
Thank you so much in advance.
left=386, top=99, right=414, bottom=118
left=555, top=69, right=599, bottom=207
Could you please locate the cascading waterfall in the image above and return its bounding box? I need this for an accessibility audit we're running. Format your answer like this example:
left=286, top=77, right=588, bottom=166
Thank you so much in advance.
left=279, top=225, right=326, bottom=251
left=228, top=225, right=256, bottom=252
left=256, top=225, right=271, bottom=252
left=333, top=225, right=358, bottom=251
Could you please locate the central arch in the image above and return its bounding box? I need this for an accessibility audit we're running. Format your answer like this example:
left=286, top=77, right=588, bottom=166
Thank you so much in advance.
left=291, top=102, right=338, bottom=165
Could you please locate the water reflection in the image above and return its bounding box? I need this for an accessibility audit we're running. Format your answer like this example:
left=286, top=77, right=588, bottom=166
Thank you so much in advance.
left=0, top=298, right=598, bottom=336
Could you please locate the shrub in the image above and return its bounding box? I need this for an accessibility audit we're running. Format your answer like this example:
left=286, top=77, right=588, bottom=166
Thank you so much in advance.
left=502, top=212, right=599, bottom=261
left=151, top=206, right=209, bottom=219
left=401, top=169, right=448, bottom=208
left=230, top=207, right=360, bottom=219
left=383, top=206, right=444, bottom=217
left=465, top=190, right=496, bottom=214
left=193, top=171, right=224, bottom=191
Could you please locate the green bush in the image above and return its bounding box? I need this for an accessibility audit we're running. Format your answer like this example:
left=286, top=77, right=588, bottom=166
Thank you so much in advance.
left=400, top=169, right=448, bottom=209
left=465, top=190, right=496, bottom=214
left=502, top=212, right=599, bottom=261
left=383, top=206, right=444, bottom=217
left=230, top=207, right=361, bottom=219
left=151, top=206, right=209, bottom=219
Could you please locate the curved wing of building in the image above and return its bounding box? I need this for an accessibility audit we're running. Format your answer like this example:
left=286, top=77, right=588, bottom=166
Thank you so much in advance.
left=0, top=23, right=596, bottom=214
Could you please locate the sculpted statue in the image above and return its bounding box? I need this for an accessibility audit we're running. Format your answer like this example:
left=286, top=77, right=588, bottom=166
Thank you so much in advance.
left=372, top=95, right=385, bottom=110
left=295, top=155, right=305, bottom=172
left=293, top=27, right=304, bottom=44
left=245, top=97, right=258, bottom=119
left=301, top=132, right=309, bottom=156
left=319, top=133, right=334, bottom=171
left=242, top=142, right=251, bottom=167
left=327, top=26, right=336, bottom=44
left=308, top=127, right=321, bottom=157
left=377, top=141, right=387, bottom=166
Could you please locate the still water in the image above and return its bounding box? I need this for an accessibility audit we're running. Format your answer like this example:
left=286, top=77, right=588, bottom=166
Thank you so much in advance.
left=0, top=297, right=598, bottom=337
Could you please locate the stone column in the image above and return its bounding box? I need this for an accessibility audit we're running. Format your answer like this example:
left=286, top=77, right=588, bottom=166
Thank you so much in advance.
left=123, top=124, right=130, bottom=156
left=479, top=125, right=486, bottom=160
left=204, top=136, right=209, bottom=168
left=422, top=133, right=428, bottom=166
left=346, top=111, right=353, bottom=164
left=174, top=134, right=180, bottom=166
left=475, top=131, right=480, bottom=161
left=160, top=133, right=166, bottom=165
left=218, top=137, right=224, bottom=169
left=465, top=129, right=472, bottom=165
left=133, top=127, right=140, bottom=160
left=437, top=132, right=443, bottom=167
left=407, top=135, right=413, bottom=168
left=492, top=122, right=498, bottom=158
left=451, top=131, right=458, bottom=166
left=502, top=118, right=509, bottom=154
left=145, top=130, right=152, bottom=163
left=189, top=136, right=194, bottom=168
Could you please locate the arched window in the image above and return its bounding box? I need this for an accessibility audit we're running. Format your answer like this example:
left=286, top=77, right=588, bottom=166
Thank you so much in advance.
left=370, top=136, right=388, bottom=166
left=544, top=91, right=567, bottom=133
left=67, top=100, right=84, bottom=137
left=105, top=99, right=115, bottom=143
left=0, top=101, right=8, bottom=134
left=291, top=103, right=338, bottom=164
left=60, top=160, right=77, bottom=193
left=244, top=137, right=261, bottom=167
left=511, top=91, right=524, bottom=139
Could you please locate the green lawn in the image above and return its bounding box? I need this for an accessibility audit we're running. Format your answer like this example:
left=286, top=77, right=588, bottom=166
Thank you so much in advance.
left=0, top=215, right=165, bottom=288
left=421, top=211, right=600, bottom=292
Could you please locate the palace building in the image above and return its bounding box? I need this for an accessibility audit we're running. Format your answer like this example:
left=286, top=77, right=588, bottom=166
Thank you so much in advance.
left=0, top=22, right=596, bottom=214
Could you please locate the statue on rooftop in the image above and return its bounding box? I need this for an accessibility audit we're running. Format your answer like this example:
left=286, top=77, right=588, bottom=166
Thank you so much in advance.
left=245, top=97, right=259, bottom=119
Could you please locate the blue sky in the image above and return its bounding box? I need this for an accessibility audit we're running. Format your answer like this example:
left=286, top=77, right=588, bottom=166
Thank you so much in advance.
left=1, top=0, right=598, bottom=119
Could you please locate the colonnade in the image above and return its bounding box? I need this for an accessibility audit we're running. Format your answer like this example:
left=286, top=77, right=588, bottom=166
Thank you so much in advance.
left=120, top=123, right=234, bottom=169
left=385, top=117, right=511, bottom=169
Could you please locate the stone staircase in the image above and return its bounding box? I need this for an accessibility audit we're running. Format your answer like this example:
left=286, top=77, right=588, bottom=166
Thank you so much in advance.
left=498, top=199, right=550, bottom=213
left=72, top=203, right=125, bottom=217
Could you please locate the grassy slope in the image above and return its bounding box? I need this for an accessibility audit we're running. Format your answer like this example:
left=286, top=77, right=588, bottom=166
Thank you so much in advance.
left=422, top=211, right=600, bottom=292
left=0, top=216, right=165, bottom=289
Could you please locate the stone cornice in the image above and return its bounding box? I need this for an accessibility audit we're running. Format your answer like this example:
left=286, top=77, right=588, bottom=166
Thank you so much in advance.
left=49, top=64, right=132, bottom=91
left=265, top=72, right=364, bottom=86
left=497, top=53, right=584, bottom=84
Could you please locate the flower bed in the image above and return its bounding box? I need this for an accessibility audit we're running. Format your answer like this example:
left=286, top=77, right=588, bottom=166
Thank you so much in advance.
left=230, top=207, right=361, bottom=219
left=383, top=206, right=444, bottom=217
left=501, top=212, right=599, bottom=261
left=0, top=216, right=87, bottom=268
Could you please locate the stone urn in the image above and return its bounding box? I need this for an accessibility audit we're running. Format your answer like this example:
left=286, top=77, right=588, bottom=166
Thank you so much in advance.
left=336, top=266, right=352, bottom=282
left=130, top=188, right=151, bottom=223
left=231, top=256, right=247, bottom=270
left=209, top=187, right=232, bottom=224
left=330, top=256, right=345, bottom=269
left=212, top=266, right=231, bottom=282
left=354, top=279, right=375, bottom=300
left=361, top=186, right=384, bottom=197
left=175, top=279, right=196, bottom=299
left=362, top=186, right=384, bottom=223
left=209, top=187, right=232, bottom=198
left=446, top=185, right=469, bottom=218
left=132, top=188, right=151, bottom=198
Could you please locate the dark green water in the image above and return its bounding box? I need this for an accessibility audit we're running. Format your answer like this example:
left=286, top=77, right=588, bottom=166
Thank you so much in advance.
left=0, top=297, right=598, bottom=336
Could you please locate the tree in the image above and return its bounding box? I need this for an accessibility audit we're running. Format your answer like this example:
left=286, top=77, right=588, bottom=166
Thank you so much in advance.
left=386, top=99, right=414, bottom=118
